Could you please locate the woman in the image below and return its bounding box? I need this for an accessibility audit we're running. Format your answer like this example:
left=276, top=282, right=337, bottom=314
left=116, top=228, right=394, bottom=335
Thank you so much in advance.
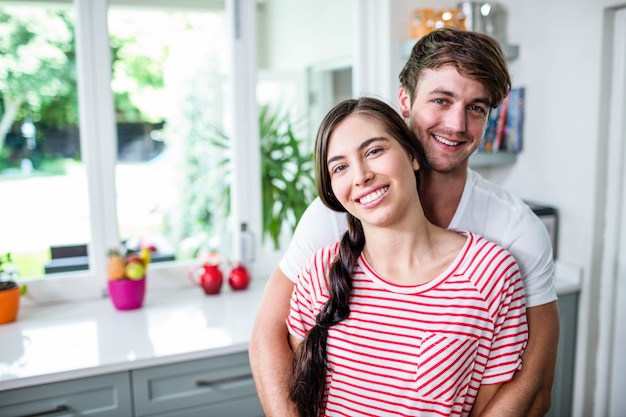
left=287, top=97, right=528, bottom=417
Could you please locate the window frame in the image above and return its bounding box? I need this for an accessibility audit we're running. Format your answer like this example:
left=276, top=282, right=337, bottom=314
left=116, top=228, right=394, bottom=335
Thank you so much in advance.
left=15, top=0, right=261, bottom=306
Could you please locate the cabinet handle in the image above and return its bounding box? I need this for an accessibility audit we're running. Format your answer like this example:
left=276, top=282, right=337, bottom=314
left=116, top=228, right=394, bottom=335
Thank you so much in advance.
left=19, top=405, right=69, bottom=417
left=196, top=373, right=252, bottom=387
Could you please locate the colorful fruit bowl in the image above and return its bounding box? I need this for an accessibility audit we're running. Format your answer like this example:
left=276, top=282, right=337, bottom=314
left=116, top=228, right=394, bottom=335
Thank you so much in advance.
left=106, top=248, right=151, bottom=311
left=107, top=278, right=146, bottom=311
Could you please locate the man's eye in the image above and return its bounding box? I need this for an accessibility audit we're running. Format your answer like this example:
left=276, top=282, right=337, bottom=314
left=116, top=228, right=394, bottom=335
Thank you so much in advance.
left=469, top=105, right=487, bottom=115
left=433, top=98, right=447, bottom=105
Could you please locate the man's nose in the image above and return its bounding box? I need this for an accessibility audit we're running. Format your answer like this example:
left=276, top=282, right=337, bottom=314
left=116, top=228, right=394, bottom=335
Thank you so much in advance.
left=445, top=106, right=467, bottom=132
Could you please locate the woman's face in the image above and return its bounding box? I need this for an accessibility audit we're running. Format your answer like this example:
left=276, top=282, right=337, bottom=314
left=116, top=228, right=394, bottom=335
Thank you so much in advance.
left=326, top=114, right=420, bottom=229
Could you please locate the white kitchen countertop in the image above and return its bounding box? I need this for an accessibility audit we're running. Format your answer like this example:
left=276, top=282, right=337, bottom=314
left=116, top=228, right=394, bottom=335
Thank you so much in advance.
left=0, top=280, right=266, bottom=391
left=0, top=261, right=581, bottom=392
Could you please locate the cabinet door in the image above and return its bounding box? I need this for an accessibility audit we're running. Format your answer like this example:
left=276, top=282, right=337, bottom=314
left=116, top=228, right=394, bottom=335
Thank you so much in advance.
left=0, top=372, right=132, bottom=417
left=546, top=292, right=579, bottom=417
left=132, top=351, right=261, bottom=416
left=153, top=394, right=264, bottom=417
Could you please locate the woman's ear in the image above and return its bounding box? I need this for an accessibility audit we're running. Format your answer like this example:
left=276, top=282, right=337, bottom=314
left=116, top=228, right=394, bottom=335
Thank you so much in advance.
left=412, top=156, right=420, bottom=171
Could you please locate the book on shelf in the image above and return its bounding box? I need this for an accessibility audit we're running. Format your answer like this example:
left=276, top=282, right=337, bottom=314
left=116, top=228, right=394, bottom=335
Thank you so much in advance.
left=481, top=102, right=501, bottom=153
left=493, top=93, right=510, bottom=152
left=505, top=86, right=525, bottom=152
left=477, top=86, right=525, bottom=154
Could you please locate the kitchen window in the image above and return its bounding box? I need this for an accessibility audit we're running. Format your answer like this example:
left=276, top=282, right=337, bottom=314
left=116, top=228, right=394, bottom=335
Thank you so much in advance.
left=0, top=0, right=258, bottom=304
left=1, top=0, right=353, bottom=305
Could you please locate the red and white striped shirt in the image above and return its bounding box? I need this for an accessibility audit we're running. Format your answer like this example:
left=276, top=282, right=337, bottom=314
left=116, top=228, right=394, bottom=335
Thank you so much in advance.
left=287, top=231, right=528, bottom=417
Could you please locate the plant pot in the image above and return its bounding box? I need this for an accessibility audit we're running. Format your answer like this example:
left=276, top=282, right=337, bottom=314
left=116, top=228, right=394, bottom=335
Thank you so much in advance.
left=107, top=278, right=146, bottom=311
left=0, top=285, right=20, bottom=325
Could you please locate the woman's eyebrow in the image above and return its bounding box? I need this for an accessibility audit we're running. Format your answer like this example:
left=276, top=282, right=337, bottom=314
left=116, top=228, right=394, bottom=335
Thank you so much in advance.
left=326, top=137, right=388, bottom=166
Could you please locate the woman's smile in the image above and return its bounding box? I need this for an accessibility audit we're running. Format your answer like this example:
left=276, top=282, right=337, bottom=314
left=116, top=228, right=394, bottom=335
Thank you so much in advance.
left=357, top=186, right=390, bottom=205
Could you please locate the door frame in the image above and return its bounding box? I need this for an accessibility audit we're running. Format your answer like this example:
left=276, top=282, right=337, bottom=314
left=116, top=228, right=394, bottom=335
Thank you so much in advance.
left=591, top=5, right=626, bottom=417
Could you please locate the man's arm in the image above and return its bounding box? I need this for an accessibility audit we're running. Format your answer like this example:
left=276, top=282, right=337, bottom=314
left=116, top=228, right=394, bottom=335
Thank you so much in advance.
left=471, top=384, right=503, bottom=417
left=249, top=268, right=298, bottom=417
left=480, top=301, right=560, bottom=417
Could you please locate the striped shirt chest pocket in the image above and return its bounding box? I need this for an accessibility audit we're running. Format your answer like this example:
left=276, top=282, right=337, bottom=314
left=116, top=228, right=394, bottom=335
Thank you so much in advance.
left=415, top=333, right=480, bottom=403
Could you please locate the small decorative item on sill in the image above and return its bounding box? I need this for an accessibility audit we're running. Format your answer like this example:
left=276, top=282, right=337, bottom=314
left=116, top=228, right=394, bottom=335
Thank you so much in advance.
left=106, top=248, right=151, bottom=311
left=0, top=252, right=21, bottom=325
left=228, top=262, right=251, bottom=291
left=189, top=261, right=224, bottom=295
left=0, top=285, right=20, bottom=325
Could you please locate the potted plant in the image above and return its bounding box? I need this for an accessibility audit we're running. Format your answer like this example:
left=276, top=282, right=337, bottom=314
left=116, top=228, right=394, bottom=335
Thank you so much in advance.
left=0, top=253, right=20, bottom=325
left=258, top=105, right=317, bottom=249
left=205, top=104, right=317, bottom=250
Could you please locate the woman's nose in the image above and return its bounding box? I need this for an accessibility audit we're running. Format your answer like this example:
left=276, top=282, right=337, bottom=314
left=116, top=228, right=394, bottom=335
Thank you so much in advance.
left=353, top=162, right=374, bottom=186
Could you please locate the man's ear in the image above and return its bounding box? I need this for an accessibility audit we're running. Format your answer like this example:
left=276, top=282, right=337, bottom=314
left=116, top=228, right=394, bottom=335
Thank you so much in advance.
left=398, top=88, right=411, bottom=118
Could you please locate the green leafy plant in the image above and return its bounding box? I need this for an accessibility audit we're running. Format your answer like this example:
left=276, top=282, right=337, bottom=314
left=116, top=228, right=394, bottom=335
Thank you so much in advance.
left=259, top=105, right=316, bottom=249
left=207, top=104, right=317, bottom=250
left=0, top=253, right=17, bottom=291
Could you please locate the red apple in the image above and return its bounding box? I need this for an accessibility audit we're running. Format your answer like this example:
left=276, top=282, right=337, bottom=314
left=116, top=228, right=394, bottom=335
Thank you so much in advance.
left=228, top=263, right=250, bottom=291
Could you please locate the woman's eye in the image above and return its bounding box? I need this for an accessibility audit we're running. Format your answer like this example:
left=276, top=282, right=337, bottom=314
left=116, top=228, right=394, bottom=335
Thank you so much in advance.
left=331, top=164, right=346, bottom=174
left=367, top=147, right=383, bottom=157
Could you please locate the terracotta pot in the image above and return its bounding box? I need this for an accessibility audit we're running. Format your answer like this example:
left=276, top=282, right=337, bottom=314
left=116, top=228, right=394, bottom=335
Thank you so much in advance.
left=107, top=278, right=146, bottom=311
left=0, top=285, right=20, bottom=325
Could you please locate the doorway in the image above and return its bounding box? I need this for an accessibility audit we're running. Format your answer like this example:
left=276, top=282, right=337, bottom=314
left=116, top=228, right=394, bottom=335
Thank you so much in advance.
left=607, top=7, right=626, bottom=415
left=307, top=60, right=353, bottom=143
left=596, top=6, right=626, bottom=417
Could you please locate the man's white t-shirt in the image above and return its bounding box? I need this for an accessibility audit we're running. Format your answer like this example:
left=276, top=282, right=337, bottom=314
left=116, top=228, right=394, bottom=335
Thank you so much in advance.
left=279, top=169, right=557, bottom=308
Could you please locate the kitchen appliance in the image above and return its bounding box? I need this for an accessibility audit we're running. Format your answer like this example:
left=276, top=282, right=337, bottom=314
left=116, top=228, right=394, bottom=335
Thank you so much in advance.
left=525, top=201, right=559, bottom=259
left=458, top=2, right=494, bottom=36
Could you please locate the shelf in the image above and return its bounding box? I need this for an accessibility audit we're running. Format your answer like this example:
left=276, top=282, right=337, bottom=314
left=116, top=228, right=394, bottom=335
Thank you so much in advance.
left=469, top=151, right=517, bottom=167
left=401, top=39, right=519, bottom=61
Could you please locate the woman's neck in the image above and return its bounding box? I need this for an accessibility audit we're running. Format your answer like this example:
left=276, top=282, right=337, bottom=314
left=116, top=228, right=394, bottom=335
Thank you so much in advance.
left=361, top=217, right=466, bottom=286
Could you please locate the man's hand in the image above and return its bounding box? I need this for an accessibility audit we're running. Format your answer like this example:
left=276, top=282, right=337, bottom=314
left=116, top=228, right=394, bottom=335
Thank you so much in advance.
left=249, top=268, right=298, bottom=417
left=479, top=301, right=560, bottom=416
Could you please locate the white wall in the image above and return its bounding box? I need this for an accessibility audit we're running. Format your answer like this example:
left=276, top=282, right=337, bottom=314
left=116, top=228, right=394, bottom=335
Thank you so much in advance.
left=381, top=1, right=624, bottom=415
left=257, top=0, right=353, bottom=72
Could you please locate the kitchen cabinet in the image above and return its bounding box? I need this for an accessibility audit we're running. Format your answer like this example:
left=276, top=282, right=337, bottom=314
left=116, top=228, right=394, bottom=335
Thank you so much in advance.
left=0, top=352, right=263, bottom=417
left=547, top=291, right=580, bottom=417
left=0, top=371, right=132, bottom=417
left=132, top=351, right=262, bottom=417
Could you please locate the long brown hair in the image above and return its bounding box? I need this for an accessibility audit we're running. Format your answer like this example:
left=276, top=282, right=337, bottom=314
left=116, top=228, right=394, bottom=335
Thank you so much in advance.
left=289, top=97, right=425, bottom=417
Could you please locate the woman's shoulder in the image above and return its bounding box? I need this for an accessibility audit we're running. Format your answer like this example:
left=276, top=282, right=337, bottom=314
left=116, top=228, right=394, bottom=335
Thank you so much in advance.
left=303, top=240, right=342, bottom=273
left=453, top=230, right=519, bottom=273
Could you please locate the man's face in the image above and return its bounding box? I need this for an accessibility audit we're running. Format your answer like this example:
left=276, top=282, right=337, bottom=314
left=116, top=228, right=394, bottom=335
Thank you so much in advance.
left=398, top=66, right=491, bottom=174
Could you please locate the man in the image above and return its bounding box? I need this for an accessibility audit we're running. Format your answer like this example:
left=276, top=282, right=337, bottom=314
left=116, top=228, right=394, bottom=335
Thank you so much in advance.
left=250, top=28, right=559, bottom=417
